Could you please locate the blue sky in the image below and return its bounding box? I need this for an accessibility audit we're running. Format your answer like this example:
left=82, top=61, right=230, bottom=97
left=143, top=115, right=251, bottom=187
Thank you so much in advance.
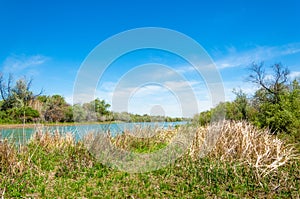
left=0, top=0, right=300, bottom=117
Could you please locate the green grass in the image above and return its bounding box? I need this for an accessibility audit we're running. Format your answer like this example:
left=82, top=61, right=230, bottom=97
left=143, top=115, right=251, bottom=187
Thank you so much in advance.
left=1, top=144, right=299, bottom=198
left=1, top=123, right=300, bottom=198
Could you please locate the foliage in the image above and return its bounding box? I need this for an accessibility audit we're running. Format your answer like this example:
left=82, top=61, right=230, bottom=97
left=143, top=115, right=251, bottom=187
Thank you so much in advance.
left=195, top=63, right=300, bottom=144
left=71, top=104, right=87, bottom=122
left=0, top=73, right=186, bottom=124
left=81, top=99, right=111, bottom=122
left=7, top=106, right=40, bottom=123
left=113, top=112, right=185, bottom=123
left=253, top=80, right=300, bottom=139
left=0, top=74, right=41, bottom=110
left=0, top=75, right=42, bottom=123
left=42, top=95, right=69, bottom=122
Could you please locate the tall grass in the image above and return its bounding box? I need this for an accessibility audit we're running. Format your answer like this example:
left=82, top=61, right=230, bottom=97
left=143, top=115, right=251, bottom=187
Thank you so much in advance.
left=0, top=121, right=299, bottom=198
left=189, top=121, right=297, bottom=177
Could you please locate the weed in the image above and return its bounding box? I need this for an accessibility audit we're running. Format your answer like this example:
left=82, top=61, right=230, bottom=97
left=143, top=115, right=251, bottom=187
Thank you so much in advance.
left=0, top=121, right=299, bottom=198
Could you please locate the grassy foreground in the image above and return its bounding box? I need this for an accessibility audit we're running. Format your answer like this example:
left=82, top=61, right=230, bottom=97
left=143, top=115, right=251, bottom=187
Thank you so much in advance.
left=0, top=121, right=299, bottom=198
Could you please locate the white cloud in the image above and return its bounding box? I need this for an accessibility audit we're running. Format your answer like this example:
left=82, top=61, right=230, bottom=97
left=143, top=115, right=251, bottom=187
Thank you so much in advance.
left=2, top=54, right=49, bottom=74
left=90, top=61, right=228, bottom=117
left=213, top=43, right=300, bottom=69
left=289, top=71, right=300, bottom=80
left=175, top=65, right=196, bottom=74
left=164, top=80, right=198, bottom=90
left=93, top=78, right=219, bottom=117
left=222, top=81, right=258, bottom=101
left=83, top=43, right=300, bottom=116
left=73, top=73, right=227, bottom=117
left=99, top=81, right=117, bottom=92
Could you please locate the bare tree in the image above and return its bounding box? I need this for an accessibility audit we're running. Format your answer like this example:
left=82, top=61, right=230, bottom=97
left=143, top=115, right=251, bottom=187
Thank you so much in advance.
left=0, top=73, right=42, bottom=110
left=0, top=73, right=13, bottom=101
left=248, top=62, right=289, bottom=103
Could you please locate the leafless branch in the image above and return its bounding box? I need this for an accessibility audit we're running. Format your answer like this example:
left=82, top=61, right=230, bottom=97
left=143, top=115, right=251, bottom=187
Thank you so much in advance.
left=248, top=62, right=290, bottom=103
left=7, top=73, right=13, bottom=98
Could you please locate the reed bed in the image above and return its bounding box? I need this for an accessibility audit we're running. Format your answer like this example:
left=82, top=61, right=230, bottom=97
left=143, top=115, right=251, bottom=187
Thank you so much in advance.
left=0, top=129, right=93, bottom=177
left=81, top=120, right=297, bottom=176
left=0, top=121, right=299, bottom=198
left=32, top=129, right=75, bottom=149
left=188, top=121, right=297, bottom=176
left=1, top=121, right=297, bottom=175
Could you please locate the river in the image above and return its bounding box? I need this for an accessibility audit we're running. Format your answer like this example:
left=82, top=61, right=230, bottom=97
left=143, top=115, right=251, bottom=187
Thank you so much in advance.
left=0, top=121, right=187, bottom=144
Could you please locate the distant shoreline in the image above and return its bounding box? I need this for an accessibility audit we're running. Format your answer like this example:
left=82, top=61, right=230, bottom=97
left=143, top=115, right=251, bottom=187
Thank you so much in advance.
left=0, top=121, right=118, bottom=129
left=0, top=121, right=186, bottom=129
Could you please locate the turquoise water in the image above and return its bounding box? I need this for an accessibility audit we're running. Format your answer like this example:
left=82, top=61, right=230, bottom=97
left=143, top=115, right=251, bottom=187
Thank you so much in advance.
left=0, top=121, right=187, bottom=144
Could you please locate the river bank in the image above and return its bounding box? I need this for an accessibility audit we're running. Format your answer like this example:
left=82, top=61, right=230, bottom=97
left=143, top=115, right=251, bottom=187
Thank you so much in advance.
left=0, top=121, right=121, bottom=129
left=0, top=120, right=298, bottom=198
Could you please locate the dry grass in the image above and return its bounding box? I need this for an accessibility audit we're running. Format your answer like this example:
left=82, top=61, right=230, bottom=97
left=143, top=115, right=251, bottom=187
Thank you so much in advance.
left=81, top=127, right=182, bottom=173
left=82, top=126, right=177, bottom=150
left=1, top=121, right=296, bottom=176
left=0, top=140, right=20, bottom=175
left=1, top=120, right=299, bottom=198
left=0, top=129, right=91, bottom=177
left=32, top=129, right=75, bottom=150
left=82, top=120, right=297, bottom=176
left=188, top=121, right=297, bottom=176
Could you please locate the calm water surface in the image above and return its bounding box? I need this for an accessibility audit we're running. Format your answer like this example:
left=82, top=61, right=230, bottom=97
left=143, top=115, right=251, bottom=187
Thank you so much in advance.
left=0, top=121, right=187, bottom=144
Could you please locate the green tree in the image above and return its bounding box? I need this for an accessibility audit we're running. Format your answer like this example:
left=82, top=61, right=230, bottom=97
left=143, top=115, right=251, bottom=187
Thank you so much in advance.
left=248, top=63, right=299, bottom=135
left=83, top=99, right=111, bottom=122
left=7, top=106, right=40, bottom=123
left=253, top=80, right=300, bottom=134
left=0, top=74, right=42, bottom=110
left=0, top=74, right=42, bottom=123
left=72, top=104, right=87, bottom=122
left=196, top=110, right=211, bottom=126
left=195, top=62, right=299, bottom=141
left=42, top=95, right=69, bottom=122
left=232, top=89, right=248, bottom=120
left=94, top=99, right=111, bottom=116
left=64, top=106, right=74, bottom=122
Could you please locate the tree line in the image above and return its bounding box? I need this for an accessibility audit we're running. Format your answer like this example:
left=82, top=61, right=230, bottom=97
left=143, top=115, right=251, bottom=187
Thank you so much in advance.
left=0, top=74, right=185, bottom=124
left=195, top=62, right=300, bottom=142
